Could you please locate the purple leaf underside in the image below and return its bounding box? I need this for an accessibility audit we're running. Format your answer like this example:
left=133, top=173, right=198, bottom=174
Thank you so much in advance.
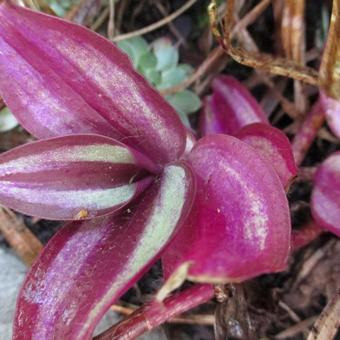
left=164, top=134, right=291, bottom=283
left=0, top=134, right=158, bottom=220
left=236, top=123, right=298, bottom=187
left=200, top=76, right=268, bottom=136
left=311, top=151, right=340, bottom=237
left=14, top=162, right=196, bottom=340
left=320, top=91, right=340, bottom=139
left=0, top=2, right=186, bottom=165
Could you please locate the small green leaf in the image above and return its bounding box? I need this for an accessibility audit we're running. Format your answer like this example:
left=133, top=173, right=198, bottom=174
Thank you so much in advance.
left=158, top=67, right=187, bottom=89
left=138, top=51, right=157, bottom=72
left=116, top=40, right=137, bottom=66
left=49, top=2, right=66, bottom=17
left=144, top=68, right=161, bottom=86
left=117, top=36, right=149, bottom=67
left=166, top=90, right=201, bottom=115
left=0, top=107, right=18, bottom=132
left=153, top=38, right=179, bottom=71
left=177, top=64, right=194, bottom=76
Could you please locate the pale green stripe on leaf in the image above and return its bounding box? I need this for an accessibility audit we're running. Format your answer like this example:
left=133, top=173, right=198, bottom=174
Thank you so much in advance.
left=0, top=181, right=136, bottom=210
left=0, top=144, right=135, bottom=175
left=81, top=165, right=188, bottom=336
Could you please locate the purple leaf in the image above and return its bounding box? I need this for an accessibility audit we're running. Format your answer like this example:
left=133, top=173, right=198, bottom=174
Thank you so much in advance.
left=199, top=76, right=268, bottom=136
left=320, top=91, right=340, bottom=138
left=311, top=151, right=340, bottom=237
left=236, top=123, right=297, bottom=188
left=0, top=2, right=186, bottom=165
left=199, top=96, right=224, bottom=136
left=0, top=134, right=159, bottom=220
left=164, top=134, right=291, bottom=282
left=14, top=162, right=196, bottom=340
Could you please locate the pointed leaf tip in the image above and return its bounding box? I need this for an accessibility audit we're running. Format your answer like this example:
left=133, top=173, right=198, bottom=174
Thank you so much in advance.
left=0, top=2, right=186, bottom=164
left=14, top=162, right=195, bottom=339
left=0, top=134, right=158, bottom=220
left=200, top=76, right=268, bottom=137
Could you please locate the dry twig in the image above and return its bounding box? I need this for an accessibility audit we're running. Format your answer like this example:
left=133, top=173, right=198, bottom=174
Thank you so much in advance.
left=307, top=289, right=340, bottom=340
left=110, top=303, right=215, bottom=326
left=112, top=0, right=197, bottom=42
left=0, top=207, right=42, bottom=266
left=209, top=0, right=319, bottom=86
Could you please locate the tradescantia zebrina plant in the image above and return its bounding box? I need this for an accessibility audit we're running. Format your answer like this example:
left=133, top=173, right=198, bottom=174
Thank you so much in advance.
left=0, top=2, right=292, bottom=339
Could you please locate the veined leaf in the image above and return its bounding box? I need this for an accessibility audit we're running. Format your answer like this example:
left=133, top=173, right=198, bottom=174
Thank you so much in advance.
left=0, top=134, right=158, bottom=220
left=14, top=162, right=196, bottom=339
left=0, top=2, right=186, bottom=165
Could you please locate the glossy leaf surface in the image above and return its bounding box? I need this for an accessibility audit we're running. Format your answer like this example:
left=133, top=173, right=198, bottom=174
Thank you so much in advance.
left=199, top=96, right=223, bottom=136
left=164, top=135, right=291, bottom=282
left=0, top=2, right=186, bottom=165
left=236, top=123, right=297, bottom=187
left=311, top=152, right=340, bottom=236
left=0, top=134, right=157, bottom=220
left=200, top=76, right=268, bottom=136
left=14, top=162, right=196, bottom=340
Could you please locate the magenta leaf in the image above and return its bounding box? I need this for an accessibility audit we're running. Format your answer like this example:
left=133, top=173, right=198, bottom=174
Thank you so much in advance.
left=199, top=95, right=224, bottom=136
left=320, top=91, right=340, bottom=138
left=236, top=123, right=297, bottom=187
left=14, top=162, right=195, bottom=340
left=164, top=134, right=291, bottom=282
left=0, top=2, right=186, bottom=165
left=311, top=151, right=340, bottom=237
left=0, top=134, right=159, bottom=220
left=199, top=76, right=268, bottom=136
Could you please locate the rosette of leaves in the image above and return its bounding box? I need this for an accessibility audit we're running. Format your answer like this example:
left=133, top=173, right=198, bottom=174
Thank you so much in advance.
left=117, top=36, right=201, bottom=126
left=0, top=3, right=293, bottom=338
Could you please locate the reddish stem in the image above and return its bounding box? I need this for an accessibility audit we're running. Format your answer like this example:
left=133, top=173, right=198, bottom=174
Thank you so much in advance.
left=94, top=284, right=214, bottom=340
left=291, top=220, right=324, bottom=251
left=292, top=100, right=325, bottom=166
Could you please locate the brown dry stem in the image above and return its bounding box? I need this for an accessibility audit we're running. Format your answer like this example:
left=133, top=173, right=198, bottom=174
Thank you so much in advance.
left=209, top=0, right=319, bottom=86
left=0, top=207, right=42, bottom=266
left=319, top=0, right=340, bottom=99
left=307, top=289, right=340, bottom=340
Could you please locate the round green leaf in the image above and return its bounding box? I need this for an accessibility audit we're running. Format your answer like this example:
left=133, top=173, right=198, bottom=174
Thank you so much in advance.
left=153, top=38, right=179, bottom=71
left=138, top=51, right=157, bottom=72
left=158, top=67, right=187, bottom=89
left=166, top=90, right=201, bottom=114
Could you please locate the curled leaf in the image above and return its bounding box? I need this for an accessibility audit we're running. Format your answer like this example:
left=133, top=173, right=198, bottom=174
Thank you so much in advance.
left=236, top=123, right=297, bottom=187
left=164, top=134, right=291, bottom=282
left=200, top=76, right=268, bottom=136
left=0, top=3, right=186, bottom=165
left=0, top=134, right=157, bottom=220
left=14, top=162, right=196, bottom=339
left=311, top=151, right=340, bottom=237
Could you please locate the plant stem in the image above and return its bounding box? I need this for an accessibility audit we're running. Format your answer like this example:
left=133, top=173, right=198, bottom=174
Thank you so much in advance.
left=94, top=284, right=214, bottom=340
left=291, top=220, right=323, bottom=251
left=291, top=100, right=325, bottom=166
